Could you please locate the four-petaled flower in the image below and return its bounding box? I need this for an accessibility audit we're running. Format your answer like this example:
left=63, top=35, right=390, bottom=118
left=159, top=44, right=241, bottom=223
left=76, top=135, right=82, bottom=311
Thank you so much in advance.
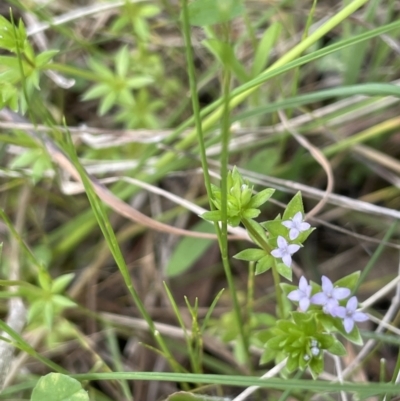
left=333, top=296, right=369, bottom=333
left=310, top=276, right=351, bottom=316
left=288, top=276, right=312, bottom=311
left=282, top=212, right=311, bottom=240
left=271, top=236, right=300, bottom=267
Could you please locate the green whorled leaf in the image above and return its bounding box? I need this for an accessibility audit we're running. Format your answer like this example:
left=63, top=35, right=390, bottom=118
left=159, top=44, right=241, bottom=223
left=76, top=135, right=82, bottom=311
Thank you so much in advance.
left=187, top=0, right=244, bottom=27
left=327, top=339, right=347, bottom=356
left=233, top=248, right=266, bottom=262
left=247, top=188, right=275, bottom=209
left=265, top=335, right=288, bottom=351
left=201, top=210, right=222, bottom=222
left=256, top=328, right=275, bottom=344
left=335, top=319, right=364, bottom=346
left=228, top=215, right=241, bottom=227
left=317, top=313, right=337, bottom=332
left=280, top=283, right=297, bottom=297
left=276, top=320, right=298, bottom=333
left=31, top=373, right=89, bottom=401
left=166, top=220, right=215, bottom=277
left=309, top=357, right=324, bottom=379
left=51, top=273, right=75, bottom=294
left=334, top=271, right=361, bottom=293
left=51, top=295, right=77, bottom=308
left=99, top=91, right=117, bottom=115
left=252, top=312, right=276, bottom=327
left=315, top=333, right=334, bottom=349
left=242, top=208, right=261, bottom=219
left=115, top=45, right=130, bottom=77
left=35, top=50, right=59, bottom=67
left=286, top=354, right=299, bottom=373
left=255, top=255, right=274, bottom=275
left=282, top=192, right=305, bottom=221
left=292, top=311, right=312, bottom=328
left=259, top=348, right=277, bottom=365
left=292, top=227, right=315, bottom=244
left=276, top=262, right=292, bottom=281
left=261, top=219, right=287, bottom=239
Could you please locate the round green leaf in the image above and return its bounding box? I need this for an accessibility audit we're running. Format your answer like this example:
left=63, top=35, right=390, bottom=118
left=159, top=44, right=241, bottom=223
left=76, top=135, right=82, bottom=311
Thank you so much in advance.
left=31, top=373, right=89, bottom=401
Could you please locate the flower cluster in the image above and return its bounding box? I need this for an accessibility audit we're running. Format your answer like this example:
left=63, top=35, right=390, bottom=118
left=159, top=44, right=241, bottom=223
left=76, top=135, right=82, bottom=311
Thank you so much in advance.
left=287, top=275, right=368, bottom=333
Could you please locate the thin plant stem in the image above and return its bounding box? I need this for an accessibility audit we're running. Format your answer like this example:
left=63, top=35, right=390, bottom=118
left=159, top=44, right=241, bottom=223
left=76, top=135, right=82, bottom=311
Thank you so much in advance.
left=218, top=25, right=251, bottom=368
left=241, top=219, right=284, bottom=317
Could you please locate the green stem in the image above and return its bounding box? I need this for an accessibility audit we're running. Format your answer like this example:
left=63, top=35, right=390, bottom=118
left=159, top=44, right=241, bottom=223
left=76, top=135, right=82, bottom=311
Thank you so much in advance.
left=241, top=219, right=284, bottom=318
left=218, top=25, right=251, bottom=368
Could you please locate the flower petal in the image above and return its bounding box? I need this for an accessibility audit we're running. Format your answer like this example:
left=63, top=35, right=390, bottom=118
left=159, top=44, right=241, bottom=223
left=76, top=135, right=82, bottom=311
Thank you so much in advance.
left=353, top=311, right=369, bottom=322
left=346, top=296, right=358, bottom=312
left=300, top=222, right=311, bottom=231
left=333, top=306, right=346, bottom=318
left=271, top=249, right=283, bottom=258
left=289, top=228, right=300, bottom=240
left=288, top=289, right=302, bottom=301
left=277, top=236, right=287, bottom=248
left=343, top=317, right=354, bottom=333
left=282, top=221, right=293, bottom=229
left=293, top=212, right=302, bottom=223
left=332, top=287, right=351, bottom=300
left=326, top=299, right=339, bottom=315
left=287, top=244, right=300, bottom=254
left=299, top=276, right=308, bottom=291
left=299, top=297, right=310, bottom=312
left=310, top=292, right=328, bottom=305
left=321, top=276, right=333, bottom=292
left=282, top=254, right=292, bottom=267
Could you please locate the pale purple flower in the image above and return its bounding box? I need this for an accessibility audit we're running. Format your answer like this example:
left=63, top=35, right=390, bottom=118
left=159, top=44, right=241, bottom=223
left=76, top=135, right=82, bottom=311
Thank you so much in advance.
left=288, top=276, right=312, bottom=311
left=334, top=296, right=369, bottom=333
left=310, top=276, right=351, bottom=316
left=271, top=236, right=300, bottom=267
left=282, top=212, right=311, bottom=240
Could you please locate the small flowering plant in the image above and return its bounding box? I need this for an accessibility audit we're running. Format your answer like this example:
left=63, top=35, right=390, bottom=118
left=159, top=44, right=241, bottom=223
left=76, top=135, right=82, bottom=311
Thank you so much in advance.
left=202, top=167, right=368, bottom=378
left=259, top=271, right=368, bottom=377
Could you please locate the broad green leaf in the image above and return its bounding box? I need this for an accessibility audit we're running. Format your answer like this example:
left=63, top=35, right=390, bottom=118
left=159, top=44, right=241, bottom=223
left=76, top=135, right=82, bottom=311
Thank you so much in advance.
left=233, top=248, right=266, bottom=262
left=187, top=0, right=244, bottom=26
left=166, top=220, right=215, bottom=277
left=31, top=373, right=89, bottom=401
left=52, top=295, right=77, bottom=308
